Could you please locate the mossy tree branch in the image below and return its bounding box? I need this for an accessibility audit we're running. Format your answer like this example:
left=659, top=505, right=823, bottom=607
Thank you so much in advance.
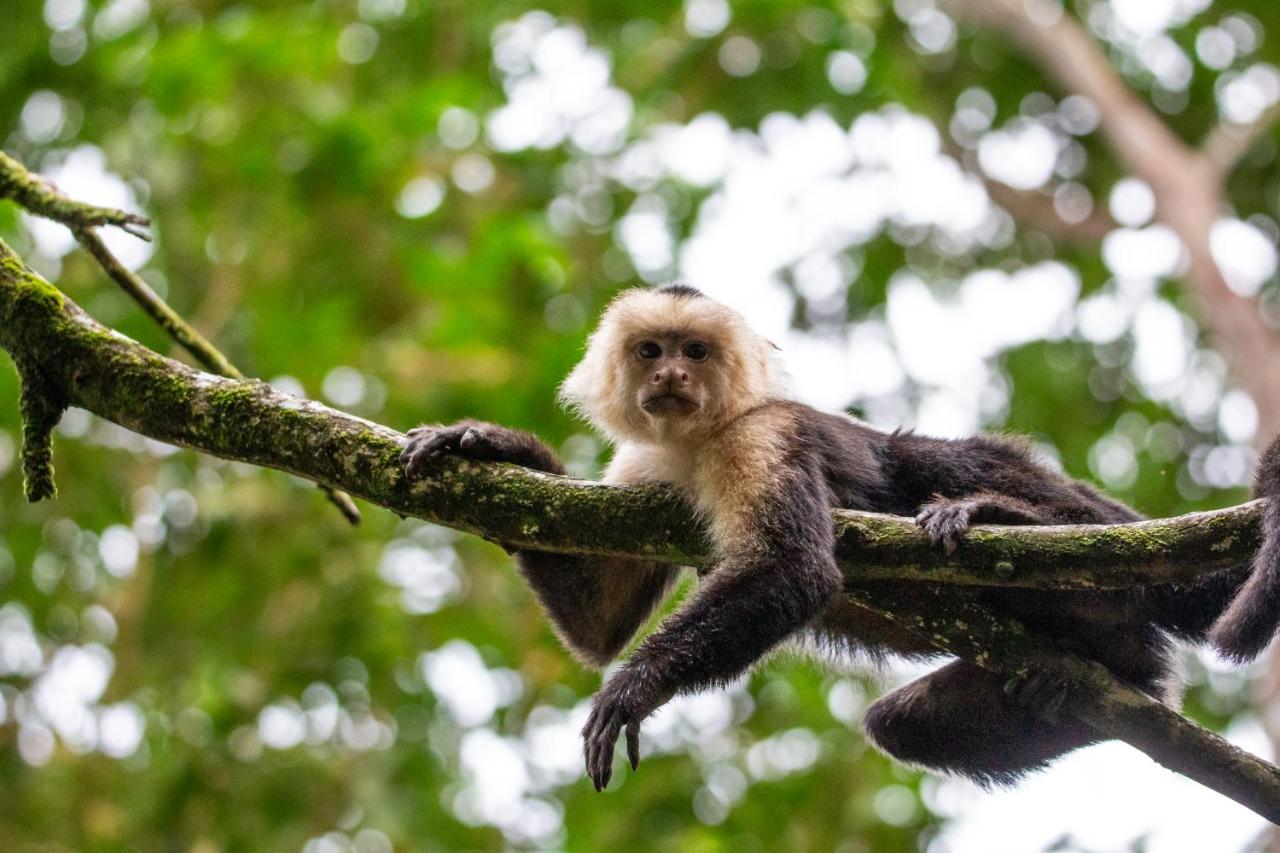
left=0, top=238, right=1265, bottom=584
left=1, top=225, right=1277, bottom=820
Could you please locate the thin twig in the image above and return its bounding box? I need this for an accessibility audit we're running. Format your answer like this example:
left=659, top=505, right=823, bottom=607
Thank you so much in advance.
left=942, top=138, right=1117, bottom=244
left=0, top=152, right=151, bottom=239
left=1202, top=100, right=1280, bottom=181
left=74, top=229, right=241, bottom=377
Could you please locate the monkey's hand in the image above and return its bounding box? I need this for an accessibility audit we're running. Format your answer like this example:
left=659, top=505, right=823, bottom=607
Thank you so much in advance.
left=915, top=493, right=1048, bottom=555
left=914, top=497, right=976, bottom=556
left=401, top=420, right=565, bottom=477
left=582, top=665, right=655, bottom=791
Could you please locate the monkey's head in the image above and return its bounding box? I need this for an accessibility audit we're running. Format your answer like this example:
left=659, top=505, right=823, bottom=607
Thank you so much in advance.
left=560, top=285, right=787, bottom=443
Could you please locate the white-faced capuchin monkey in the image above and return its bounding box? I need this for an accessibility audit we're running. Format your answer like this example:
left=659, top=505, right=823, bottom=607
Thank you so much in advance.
left=402, top=284, right=1274, bottom=791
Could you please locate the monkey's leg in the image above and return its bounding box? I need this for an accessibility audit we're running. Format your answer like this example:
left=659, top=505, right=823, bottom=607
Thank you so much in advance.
left=863, top=660, right=1102, bottom=785
left=401, top=420, right=679, bottom=667
left=516, top=552, right=678, bottom=667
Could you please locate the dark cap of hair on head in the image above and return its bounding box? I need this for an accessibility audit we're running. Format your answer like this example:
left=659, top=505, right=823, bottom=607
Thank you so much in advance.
left=656, top=283, right=703, bottom=299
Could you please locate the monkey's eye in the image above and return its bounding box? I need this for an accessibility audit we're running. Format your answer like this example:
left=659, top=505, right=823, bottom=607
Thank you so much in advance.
left=637, top=341, right=662, bottom=360
left=684, top=342, right=710, bottom=361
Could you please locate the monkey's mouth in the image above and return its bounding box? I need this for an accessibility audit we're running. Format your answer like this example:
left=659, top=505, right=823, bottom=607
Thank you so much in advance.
left=640, top=393, right=700, bottom=416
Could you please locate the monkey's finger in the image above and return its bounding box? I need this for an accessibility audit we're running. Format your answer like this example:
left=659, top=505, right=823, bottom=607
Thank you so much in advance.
left=403, top=434, right=454, bottom=474
left=586, top=734, right=606, bottom=790
left=597, top=739, right=614, bottom=790
left=582, top=738, right=596, bottom=789
left=588, top=745, right=602, bottom=792
left=583, top=716, right=605, bottom=787
left=626, top=721, right=640, bottom=770
left=590, top=713, right=624, bottom=790
left=581, top=708, right=602, bottom=742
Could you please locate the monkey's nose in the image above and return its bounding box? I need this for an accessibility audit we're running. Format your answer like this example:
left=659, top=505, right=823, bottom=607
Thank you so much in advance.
left=651, top=367, right=690, bottom=387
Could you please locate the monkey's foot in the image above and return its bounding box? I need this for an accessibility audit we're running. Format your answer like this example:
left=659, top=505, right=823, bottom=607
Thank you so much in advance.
left=914, top=498, right=975, bottom=555
left=581, top=677, right=645, bottom=791
left=1003, top=670, right=1071, bottom=723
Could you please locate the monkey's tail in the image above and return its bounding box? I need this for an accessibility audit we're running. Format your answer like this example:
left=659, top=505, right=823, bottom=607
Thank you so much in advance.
left=1209, top=435, right=1280, bottom=663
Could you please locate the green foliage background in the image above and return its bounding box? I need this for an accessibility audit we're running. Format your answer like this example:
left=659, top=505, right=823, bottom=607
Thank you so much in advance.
left=1, top=1, right=1278, bottom=850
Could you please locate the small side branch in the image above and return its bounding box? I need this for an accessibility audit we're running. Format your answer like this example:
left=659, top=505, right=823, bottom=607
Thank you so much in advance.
left=16, top=366, right=65, bottom=502
left=74, top=229, right=241, bottom=378
left=1202, top=101, right=1280, bottom=181
left=982, top=178, right=1117, bottom=244
left=0, top=152, right=150, bottom=239
left=941, top=139, right=1118, bottom=245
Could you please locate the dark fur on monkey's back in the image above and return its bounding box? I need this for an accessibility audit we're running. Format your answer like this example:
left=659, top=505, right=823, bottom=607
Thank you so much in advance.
left=790, top=404, right=1243, bottom=648
left=737, top=404, right=1247, bottom=784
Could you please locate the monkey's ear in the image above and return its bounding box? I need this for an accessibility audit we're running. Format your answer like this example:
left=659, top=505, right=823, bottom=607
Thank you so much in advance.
left=557, top=360, right=591, bottom=409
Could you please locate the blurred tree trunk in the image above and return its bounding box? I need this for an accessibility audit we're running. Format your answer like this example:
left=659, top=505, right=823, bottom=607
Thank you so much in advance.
left=939, top=0, right=1280, bottom=839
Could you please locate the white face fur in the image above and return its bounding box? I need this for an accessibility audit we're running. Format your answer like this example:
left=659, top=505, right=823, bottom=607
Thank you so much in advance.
left=558, top=288, right=788, bottom=445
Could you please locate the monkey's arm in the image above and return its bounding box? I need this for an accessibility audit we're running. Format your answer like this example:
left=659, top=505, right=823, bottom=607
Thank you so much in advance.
left=401, top=421, right=678, bottom=667
left=907, top=432, right=1143, bottom=554
left=581, top=461, right=840, bottom=789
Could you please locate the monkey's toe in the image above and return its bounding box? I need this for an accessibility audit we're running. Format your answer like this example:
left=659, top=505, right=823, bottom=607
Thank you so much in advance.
left=1004, top=670, right=1071, bottom=722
